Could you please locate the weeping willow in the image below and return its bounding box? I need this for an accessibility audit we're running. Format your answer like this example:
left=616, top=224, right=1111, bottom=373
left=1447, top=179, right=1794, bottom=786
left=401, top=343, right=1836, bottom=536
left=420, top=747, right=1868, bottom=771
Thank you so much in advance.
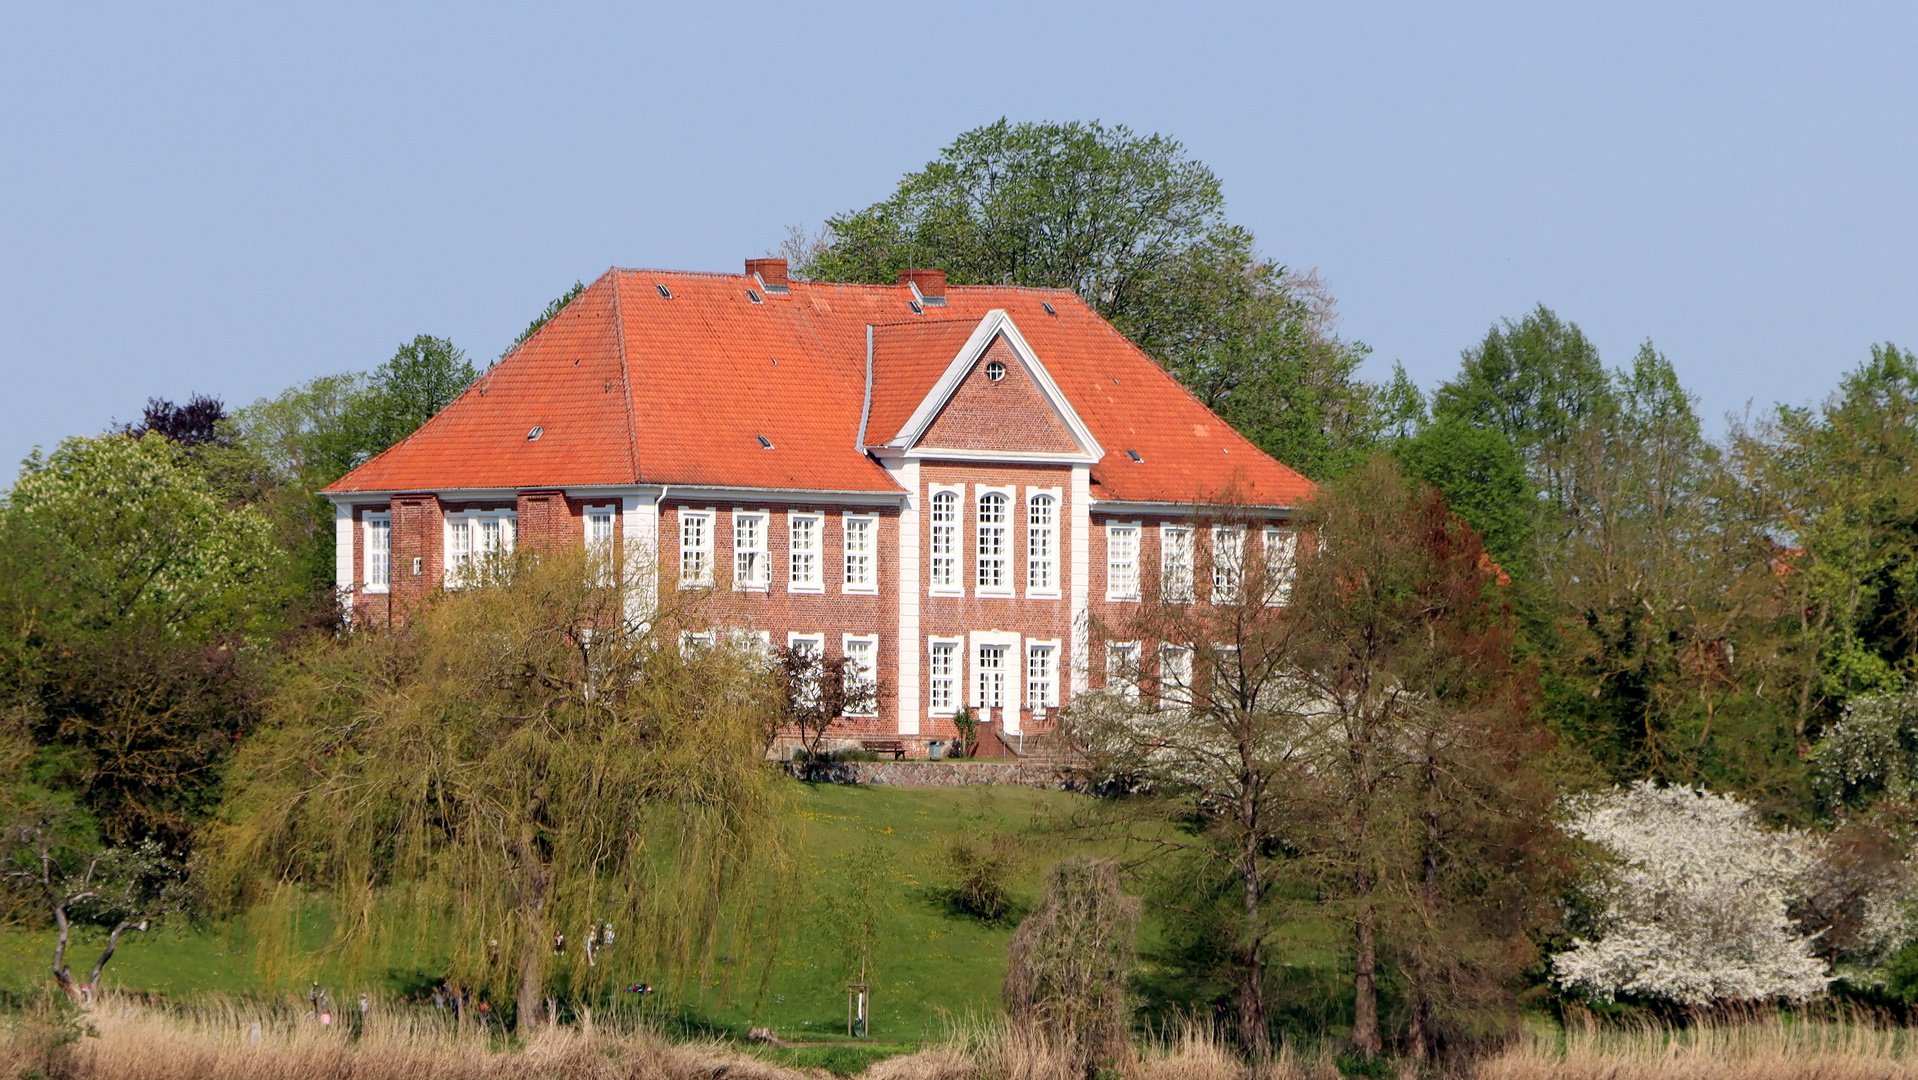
left=200, top=546, right=791, bottom=1031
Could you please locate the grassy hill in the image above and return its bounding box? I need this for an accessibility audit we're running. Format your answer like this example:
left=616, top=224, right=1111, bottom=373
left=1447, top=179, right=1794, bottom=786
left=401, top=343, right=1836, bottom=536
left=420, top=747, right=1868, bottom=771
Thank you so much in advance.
left=0, top=781, right=1110, bottom=1042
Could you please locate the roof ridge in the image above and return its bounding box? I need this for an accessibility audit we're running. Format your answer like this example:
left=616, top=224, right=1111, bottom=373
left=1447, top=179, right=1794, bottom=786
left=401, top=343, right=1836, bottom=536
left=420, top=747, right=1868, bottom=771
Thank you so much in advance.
left=608, top=269, right=642, bottom=483
left=869, top=316, right=983, bottom=330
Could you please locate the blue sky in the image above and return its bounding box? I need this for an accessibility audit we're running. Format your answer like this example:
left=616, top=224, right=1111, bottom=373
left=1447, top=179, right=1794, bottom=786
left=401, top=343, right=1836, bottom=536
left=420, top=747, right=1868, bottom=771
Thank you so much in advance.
left=2, top=2, right=1913, bottom=477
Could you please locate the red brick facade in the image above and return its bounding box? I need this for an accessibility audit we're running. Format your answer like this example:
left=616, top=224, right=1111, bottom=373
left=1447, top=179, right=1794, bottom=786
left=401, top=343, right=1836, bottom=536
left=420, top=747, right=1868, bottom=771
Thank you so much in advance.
left=325, top=262, right=1315, bottom=755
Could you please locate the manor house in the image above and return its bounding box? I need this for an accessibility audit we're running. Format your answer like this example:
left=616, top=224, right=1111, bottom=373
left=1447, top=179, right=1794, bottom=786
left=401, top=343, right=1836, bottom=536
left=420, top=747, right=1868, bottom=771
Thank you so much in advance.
left=323, top=260, right=1313, bottom=755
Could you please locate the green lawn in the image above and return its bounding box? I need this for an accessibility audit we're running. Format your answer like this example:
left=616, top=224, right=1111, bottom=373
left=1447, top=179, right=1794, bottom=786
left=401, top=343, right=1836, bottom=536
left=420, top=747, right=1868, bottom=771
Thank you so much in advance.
left=0, top=780, right=1111, bottom=1041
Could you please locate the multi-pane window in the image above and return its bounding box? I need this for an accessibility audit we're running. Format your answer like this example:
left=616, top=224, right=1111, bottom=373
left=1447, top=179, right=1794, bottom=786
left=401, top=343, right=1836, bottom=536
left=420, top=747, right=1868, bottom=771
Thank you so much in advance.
left=1026, top=643, right=1057, bottom=710
left=1106, top=523, right=1139, bottom=600
left=1211, top=525, right=1245, bottom=603
left=976, top=644, right=1007, bottom=711
left=843, top=515, right=876, bottom=591
left=1158, top=644, right=1193, bottom=709
left=929, top=490, right=960, bottom=591
left=1162, top=525, right=1195, bottom=602
left=733, top=511, right=768, bottom=589
left=480, top=517, right=509, bottom=558
left=447, top=512, right=514, bottom=586
left=585, top=507, right=615, bottom=586
left=365, top=515, right=391, bottom=590
left=1027, top=494, right=1056, bottom=593
left=842, top=635, right=878, bottom=715
left=789, top=514, right=822, bottom=591
left=977, top=492, right=1009, bottom=590
left=787, top=633, right=824, bottom=707
left=1105, top=641, right=1141, bottom=701
left=679, top=510, right=713, bottom=586
left=1263, top=527, right=1299, bottom=604
left=928, top=640, right=959, bottom=714
left=448, top=519, right=473, bottom=581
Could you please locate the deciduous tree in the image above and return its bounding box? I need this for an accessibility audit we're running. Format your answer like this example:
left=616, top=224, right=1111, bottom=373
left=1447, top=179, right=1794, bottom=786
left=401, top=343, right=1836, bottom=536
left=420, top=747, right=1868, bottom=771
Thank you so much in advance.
left=203, top=547, right=789, bottom=1033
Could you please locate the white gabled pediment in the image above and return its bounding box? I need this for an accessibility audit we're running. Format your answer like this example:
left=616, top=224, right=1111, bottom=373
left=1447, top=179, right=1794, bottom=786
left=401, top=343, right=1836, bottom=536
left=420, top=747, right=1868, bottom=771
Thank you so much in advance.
left=880, top=310, right=1104, bottom=463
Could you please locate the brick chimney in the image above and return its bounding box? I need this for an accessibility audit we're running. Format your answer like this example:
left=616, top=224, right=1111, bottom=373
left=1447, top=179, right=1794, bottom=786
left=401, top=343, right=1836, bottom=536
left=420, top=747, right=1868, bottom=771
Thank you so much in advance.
left=898, top=269, right=946, bottom=300
left=745, top=258, right=789, bottom=292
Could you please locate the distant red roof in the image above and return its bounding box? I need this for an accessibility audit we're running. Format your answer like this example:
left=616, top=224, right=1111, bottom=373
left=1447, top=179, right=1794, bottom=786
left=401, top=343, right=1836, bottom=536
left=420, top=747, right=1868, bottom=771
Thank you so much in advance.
left=324, top=267, right=1316, bottom=508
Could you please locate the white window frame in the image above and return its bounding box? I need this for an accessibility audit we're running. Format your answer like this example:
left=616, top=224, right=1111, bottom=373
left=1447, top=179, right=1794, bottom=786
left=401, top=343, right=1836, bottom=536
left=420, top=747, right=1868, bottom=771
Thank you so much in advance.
left=975, top=643, right=1009, bottom=710
left=1159, top=643, right=1193, bottom=709
left=444, top=509, right=516, bottom=587
left=1025, top=488, right=1061, bottom=598
left=1105, top=521, right=1141, bottom=601
left=842, top=513, right=878, bottom=594
left=841, top=634, right=879, bottom=715
left=1025, top=639, right=1060, bottom=710
left=1263, top=526, right=1299, bottom=605
left=733, top=510, right=770, bottom=591
left=363, top=512, right=391, bottom=592
left=584, top=505, right=617, bottom=587
left=927, top=636, right=963, bottom=716
left=1211, top=525, right=1246, bottom=604
left=788, top=512, right=824, bottom=593
left=679, top=629, right=718, bottom=655
left=1161, top=524, right=1195, bottom=603
left=786, top=632, right=825, bottom=708
left=975, top=486, right=1014, bottom=596
left=927, top=485, right=964, bottom=596
left=1104, top=641, right=1142, bottom=702
left=678, top=508, right=716, bottom=587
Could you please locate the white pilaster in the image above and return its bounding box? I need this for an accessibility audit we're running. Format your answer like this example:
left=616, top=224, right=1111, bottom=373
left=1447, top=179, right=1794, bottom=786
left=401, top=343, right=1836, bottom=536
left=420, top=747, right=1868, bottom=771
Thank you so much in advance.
left=1069, top=465, right=1092, bottom=695
left=894, top=460, right=922, bottom=735
left=333, top=502, right=355, bottom=620
left=622, top=493, right=659, bottom=625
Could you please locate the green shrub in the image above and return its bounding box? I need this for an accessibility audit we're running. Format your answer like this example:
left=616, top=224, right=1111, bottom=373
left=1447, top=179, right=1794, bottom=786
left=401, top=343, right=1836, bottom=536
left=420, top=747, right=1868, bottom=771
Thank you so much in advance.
left=945, top=835, right=1016, bottom=923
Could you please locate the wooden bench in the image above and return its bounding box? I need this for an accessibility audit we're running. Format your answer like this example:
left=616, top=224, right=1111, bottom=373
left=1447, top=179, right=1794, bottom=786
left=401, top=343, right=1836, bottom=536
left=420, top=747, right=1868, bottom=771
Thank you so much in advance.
left=859, top=740, right=908, bottom=760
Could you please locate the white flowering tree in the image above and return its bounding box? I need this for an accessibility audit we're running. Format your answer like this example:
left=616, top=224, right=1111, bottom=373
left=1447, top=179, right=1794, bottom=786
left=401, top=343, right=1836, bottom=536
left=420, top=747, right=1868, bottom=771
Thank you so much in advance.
left=1552, top=782, right=1832, bottom=1005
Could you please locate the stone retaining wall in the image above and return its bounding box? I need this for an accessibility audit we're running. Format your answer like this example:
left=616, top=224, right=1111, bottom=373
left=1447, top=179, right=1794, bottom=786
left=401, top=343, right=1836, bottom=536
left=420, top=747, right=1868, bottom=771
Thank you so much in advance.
left=790, top=759, right=1079, bottom=789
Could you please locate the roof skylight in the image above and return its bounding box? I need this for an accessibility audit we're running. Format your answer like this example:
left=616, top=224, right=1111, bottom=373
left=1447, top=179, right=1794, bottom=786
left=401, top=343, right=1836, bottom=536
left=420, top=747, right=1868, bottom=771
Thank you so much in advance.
left=1042, top=301, right=1057, bottom=316
left=655, top=284, right=672, bottom=299
left=1126, top=449, right=1143, bottom=463
left=528, top=426, right=544, bottom=441
left=756, top=435, right=774, bottom=449
left=746, top=289, right=763, bottom=304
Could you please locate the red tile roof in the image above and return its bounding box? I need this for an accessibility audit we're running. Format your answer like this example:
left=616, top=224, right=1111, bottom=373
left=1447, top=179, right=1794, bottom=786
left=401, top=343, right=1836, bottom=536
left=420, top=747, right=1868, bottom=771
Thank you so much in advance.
left=325, top=267, right=1316, bottom=508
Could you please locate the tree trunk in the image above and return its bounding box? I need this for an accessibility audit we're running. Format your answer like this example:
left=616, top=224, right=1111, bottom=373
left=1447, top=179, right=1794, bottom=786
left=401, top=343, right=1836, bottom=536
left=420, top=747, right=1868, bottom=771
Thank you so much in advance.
left=513, top=793, right=552, bottom=1035
left=1234, top=838, right=1268, bottom=1057
left=49, top=902, right=82, bottom=1004
left=1352, top=899, right=1380, bottom=1058
left=87, top=919, right=145, bottom=992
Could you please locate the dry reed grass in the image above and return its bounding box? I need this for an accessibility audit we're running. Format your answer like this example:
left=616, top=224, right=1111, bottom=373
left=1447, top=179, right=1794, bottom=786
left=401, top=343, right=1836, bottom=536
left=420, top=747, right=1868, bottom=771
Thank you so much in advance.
left=0, top=993, right=812, bottom=1080
left=1473, top=1007, right=1918, bottom=1080
left=17, top=995, right=1918, bottom=1080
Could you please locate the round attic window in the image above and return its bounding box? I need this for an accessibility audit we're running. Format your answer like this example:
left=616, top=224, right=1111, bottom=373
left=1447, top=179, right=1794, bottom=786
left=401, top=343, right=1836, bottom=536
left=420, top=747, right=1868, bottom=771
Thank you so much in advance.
left=985, top=360, right=1006, bottom=382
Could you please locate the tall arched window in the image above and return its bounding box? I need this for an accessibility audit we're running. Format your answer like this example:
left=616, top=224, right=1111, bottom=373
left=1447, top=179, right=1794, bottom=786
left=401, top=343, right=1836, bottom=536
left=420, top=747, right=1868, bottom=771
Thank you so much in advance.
left=977, top=492, right=1008, bottom=589
left=1027, top=494, right=1055, bottom=592
left=930, top=490, right=959, bottom=589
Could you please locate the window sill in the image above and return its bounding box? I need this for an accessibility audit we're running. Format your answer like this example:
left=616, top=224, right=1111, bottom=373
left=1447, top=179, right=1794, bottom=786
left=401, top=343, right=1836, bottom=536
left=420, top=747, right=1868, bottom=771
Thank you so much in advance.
left=928, top=586, right=965, bottom=597
left=841, top=586, right=880, bottom=596
left=362, top=585, right=390, bottom=594
left=734, top=583, right=770, bottom=593
left=1024, top=590, right=1062, bottom=601
left=975, top=587, right=1016, bottom=599
left=787, top=583, right=825, bottom=594
left=1104, top=593, right=1140, bottom=603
